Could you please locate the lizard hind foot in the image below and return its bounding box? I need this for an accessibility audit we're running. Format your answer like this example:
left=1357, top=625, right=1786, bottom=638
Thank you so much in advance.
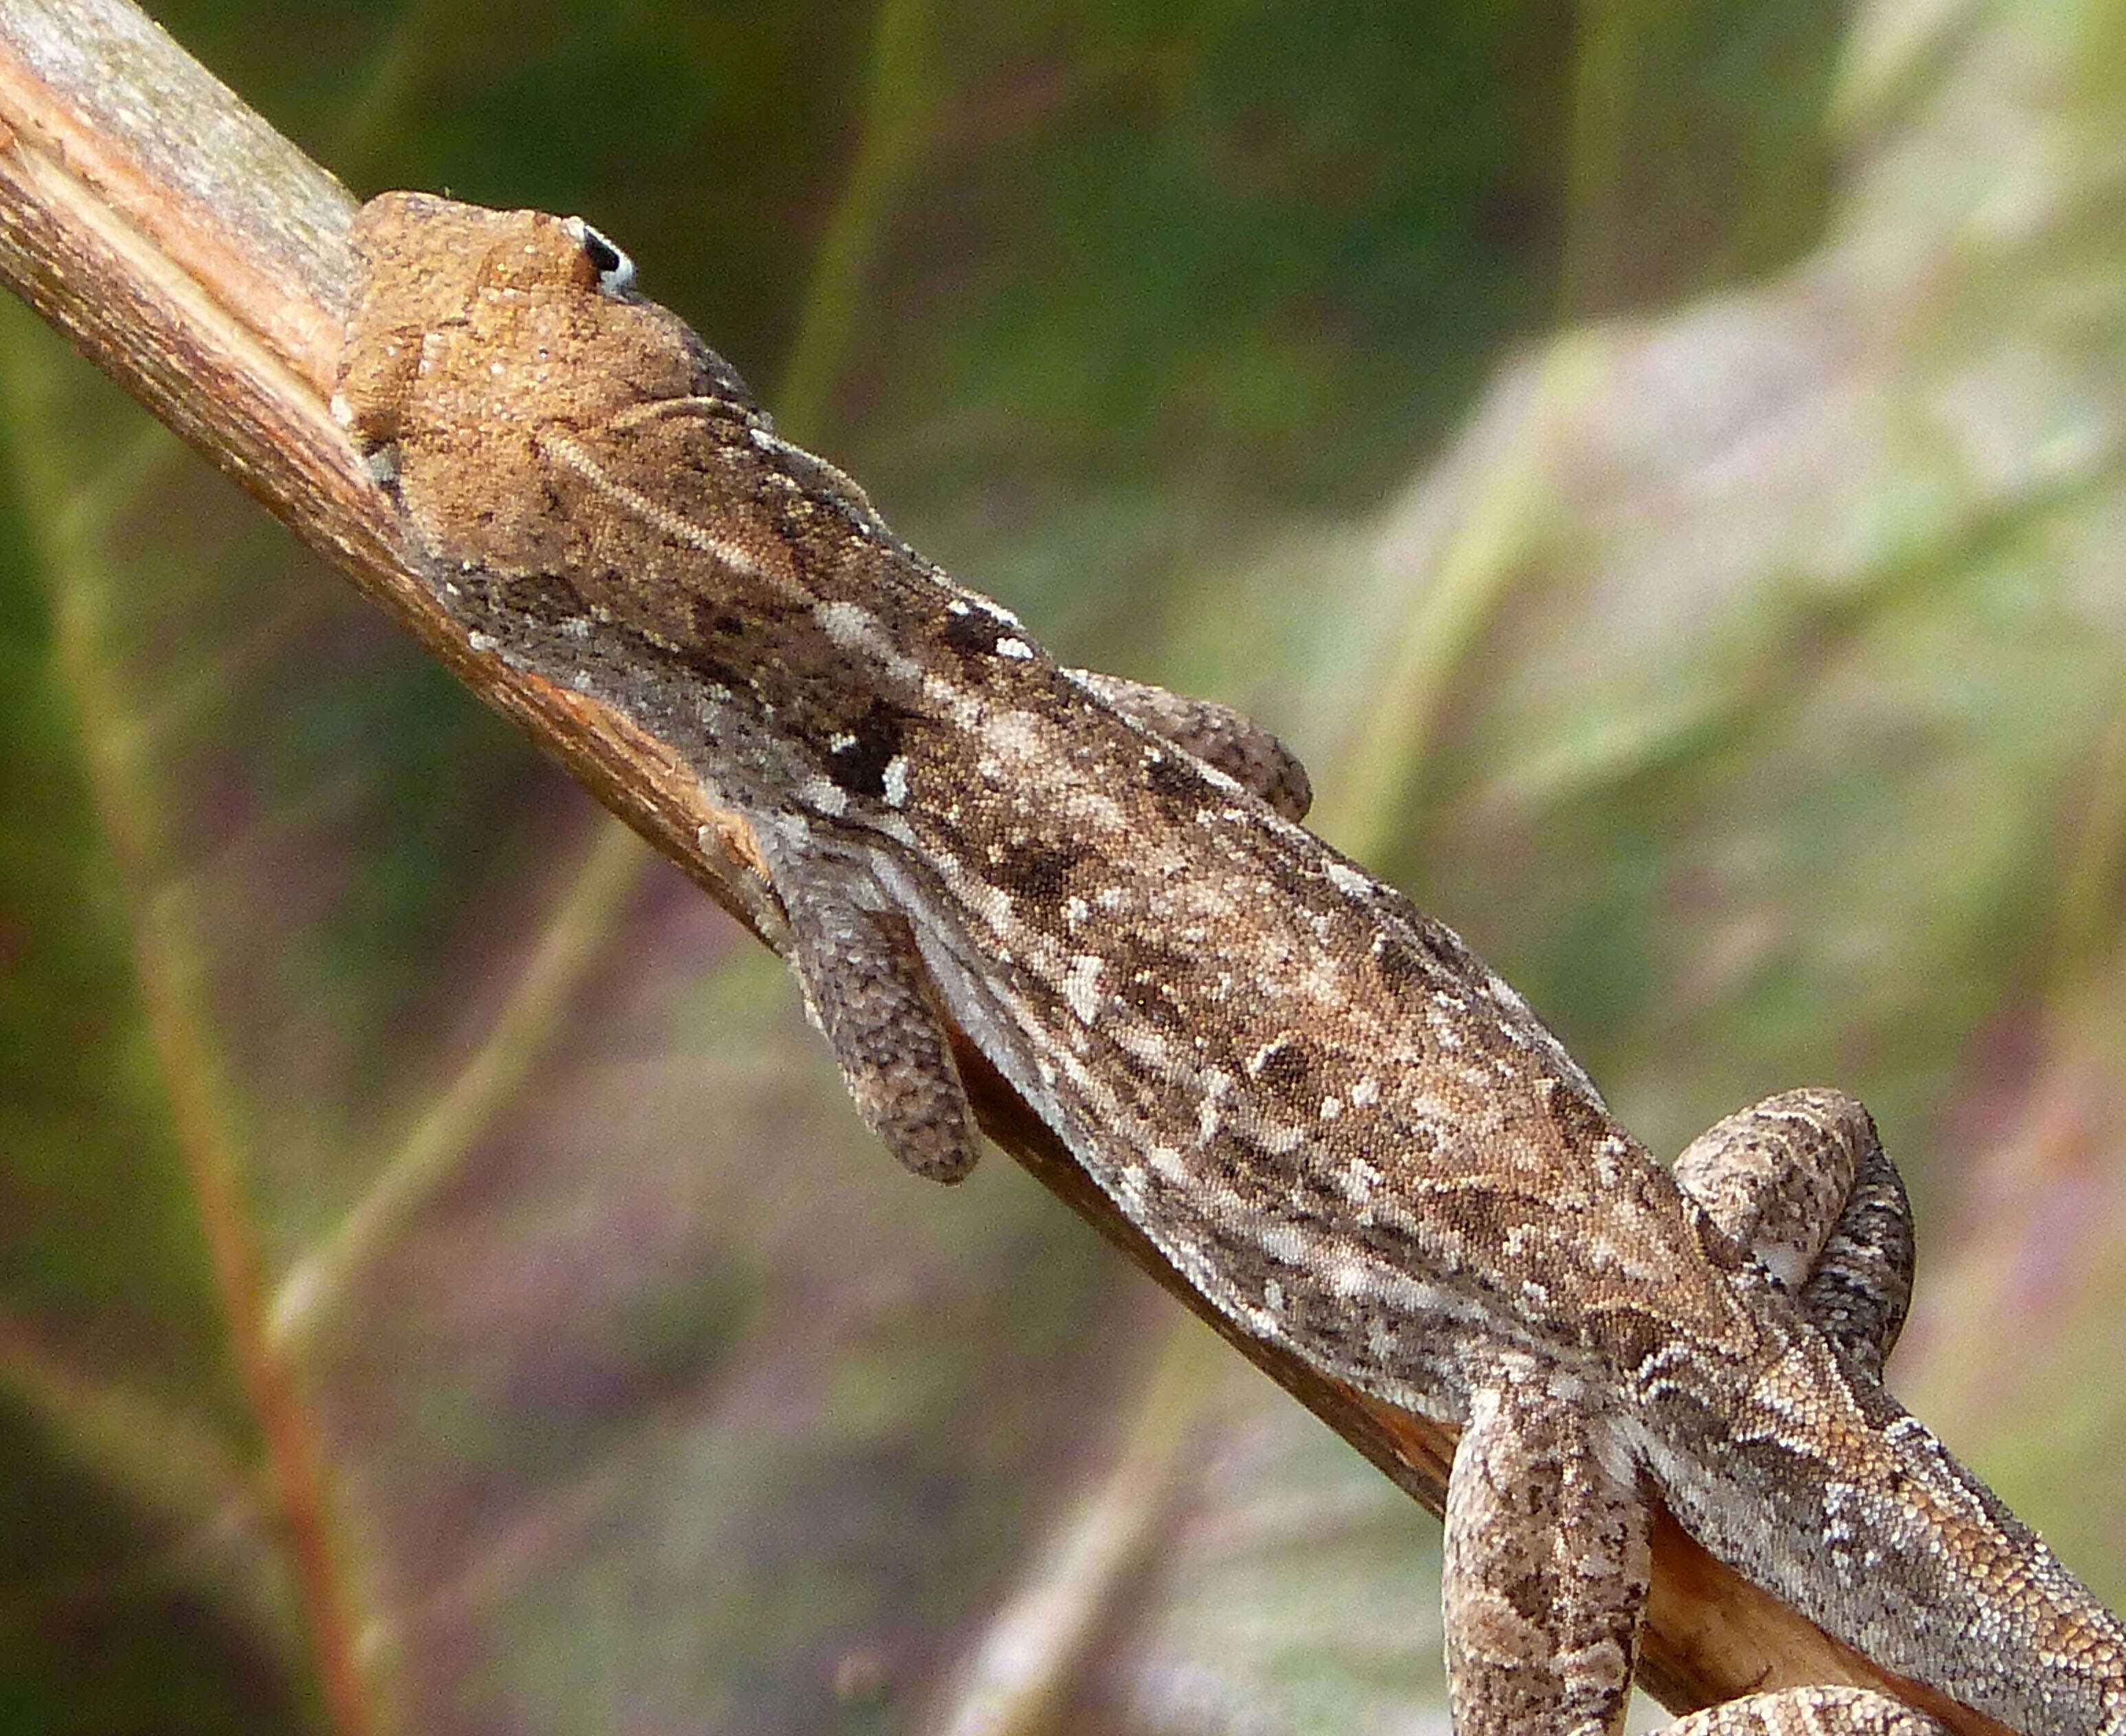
left=1673, top=1087, right=1914, bottom=1378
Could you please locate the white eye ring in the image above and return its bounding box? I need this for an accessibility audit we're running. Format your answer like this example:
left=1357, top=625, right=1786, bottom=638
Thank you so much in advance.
left=562, top=216, right=637, bottom=296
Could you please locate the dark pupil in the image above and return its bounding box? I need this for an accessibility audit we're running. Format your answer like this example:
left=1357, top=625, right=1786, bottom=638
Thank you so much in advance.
left=583, top=232, right=621, bottom=275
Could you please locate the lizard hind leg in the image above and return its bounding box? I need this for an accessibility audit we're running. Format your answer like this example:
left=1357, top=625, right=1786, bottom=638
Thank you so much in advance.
left=1672, top=1088, right=1914, bottom=1379
left=779, top=881, right=982, bottom=1183
left=1443, top=1364, right=1651, bottom=1736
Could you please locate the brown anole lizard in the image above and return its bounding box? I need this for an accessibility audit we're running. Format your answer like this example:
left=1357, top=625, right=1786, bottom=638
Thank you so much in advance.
left=333, top=191, right=2126, bottom=1736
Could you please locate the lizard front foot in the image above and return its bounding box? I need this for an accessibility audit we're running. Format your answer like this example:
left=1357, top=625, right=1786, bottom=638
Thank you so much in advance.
left=776, top=867, right=981, bottom=1183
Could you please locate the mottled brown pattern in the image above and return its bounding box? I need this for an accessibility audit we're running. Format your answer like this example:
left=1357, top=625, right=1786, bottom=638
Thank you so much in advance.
left=338, top=192, right=2125, bottom=1736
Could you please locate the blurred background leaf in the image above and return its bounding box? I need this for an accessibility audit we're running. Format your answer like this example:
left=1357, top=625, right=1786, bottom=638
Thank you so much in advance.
left=3, top=0, right=2124, bottom=1732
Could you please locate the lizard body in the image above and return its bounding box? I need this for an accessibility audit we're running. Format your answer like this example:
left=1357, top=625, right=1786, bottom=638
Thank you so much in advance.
left=334, top=192, right=2126, bottom=1736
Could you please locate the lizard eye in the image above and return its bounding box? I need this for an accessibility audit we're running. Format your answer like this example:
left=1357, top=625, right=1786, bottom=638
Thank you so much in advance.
left=563, top=216, right=637, bottom=297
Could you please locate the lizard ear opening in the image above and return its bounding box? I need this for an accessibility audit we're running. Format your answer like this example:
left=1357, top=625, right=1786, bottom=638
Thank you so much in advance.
left=562, top=216, right=637, bottom=297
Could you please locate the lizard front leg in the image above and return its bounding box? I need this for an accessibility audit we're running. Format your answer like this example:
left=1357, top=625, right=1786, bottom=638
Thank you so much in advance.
left=762, top=670, right=1305, bottom=1182
left=771, top=852, right=982, bottom=1183
left=1062, top=668, right=1315, bottom=822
